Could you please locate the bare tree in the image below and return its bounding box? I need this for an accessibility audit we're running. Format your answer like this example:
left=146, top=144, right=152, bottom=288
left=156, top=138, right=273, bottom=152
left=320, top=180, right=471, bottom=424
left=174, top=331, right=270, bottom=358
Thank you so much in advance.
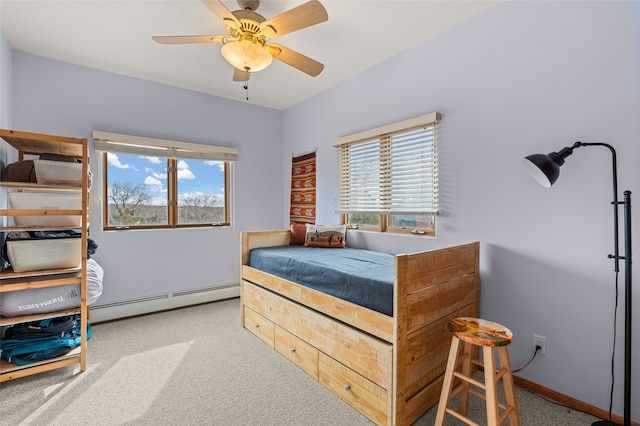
left=179, top=193, right=224, bottom=224
left=108, top=182, right=158, bottom=225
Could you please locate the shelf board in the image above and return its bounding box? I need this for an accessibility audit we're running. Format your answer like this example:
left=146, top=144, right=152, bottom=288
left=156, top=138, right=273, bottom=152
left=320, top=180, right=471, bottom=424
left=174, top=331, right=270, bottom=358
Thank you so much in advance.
left=0, top=308, right=82, bottom=326
left=0, top=225, right=84, bottom=232
left=1, top=208, right=82, bottom=216
left=0, top=129, right=84, bottom=158
left=0, top=267, right=82, bottom=281
left=0, top=347, right=82, bottom=381
left=0, top=181, right=82, bottom=191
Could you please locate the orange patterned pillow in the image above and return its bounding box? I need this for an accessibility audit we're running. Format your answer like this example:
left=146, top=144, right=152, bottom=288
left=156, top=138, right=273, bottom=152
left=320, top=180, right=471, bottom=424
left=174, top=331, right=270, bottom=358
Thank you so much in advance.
left=290, top=223, right=307, bottom=245
left=303, top=224, right=346, bottom=248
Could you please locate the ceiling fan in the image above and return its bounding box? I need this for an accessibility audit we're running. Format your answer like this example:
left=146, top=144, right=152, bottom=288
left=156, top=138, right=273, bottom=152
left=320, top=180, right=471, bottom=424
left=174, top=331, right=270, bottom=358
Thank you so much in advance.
left=152, top=0, right=328, bottom=82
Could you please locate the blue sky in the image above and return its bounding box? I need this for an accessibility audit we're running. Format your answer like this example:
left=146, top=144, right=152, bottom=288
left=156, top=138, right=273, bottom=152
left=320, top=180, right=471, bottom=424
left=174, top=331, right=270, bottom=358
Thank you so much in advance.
left=106, top=153, right=225, bottom=205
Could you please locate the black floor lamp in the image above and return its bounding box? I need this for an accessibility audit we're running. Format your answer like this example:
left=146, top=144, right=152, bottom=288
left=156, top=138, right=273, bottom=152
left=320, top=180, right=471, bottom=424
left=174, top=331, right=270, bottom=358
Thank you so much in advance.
left=523, top=142, right=632, bottom=426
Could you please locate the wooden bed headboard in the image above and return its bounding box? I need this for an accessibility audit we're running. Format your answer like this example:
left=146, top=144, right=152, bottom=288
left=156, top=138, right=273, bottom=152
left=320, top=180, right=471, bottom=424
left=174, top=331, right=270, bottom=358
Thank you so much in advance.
left=241, top=230, right=291, bottom=265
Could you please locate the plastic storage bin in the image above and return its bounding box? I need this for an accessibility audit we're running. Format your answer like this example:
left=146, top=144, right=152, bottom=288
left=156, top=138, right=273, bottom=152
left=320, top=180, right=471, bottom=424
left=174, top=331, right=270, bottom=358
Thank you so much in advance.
left=8, top=192, right=82, bottom=227
left=33, top=159, right=82, bottom=186
left=6, top=238, right=81, bottom=273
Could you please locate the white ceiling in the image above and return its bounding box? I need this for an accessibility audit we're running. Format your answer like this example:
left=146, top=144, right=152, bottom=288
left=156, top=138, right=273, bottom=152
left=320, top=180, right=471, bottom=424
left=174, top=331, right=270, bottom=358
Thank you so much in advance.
left=0, top=0, right=500, bottom=110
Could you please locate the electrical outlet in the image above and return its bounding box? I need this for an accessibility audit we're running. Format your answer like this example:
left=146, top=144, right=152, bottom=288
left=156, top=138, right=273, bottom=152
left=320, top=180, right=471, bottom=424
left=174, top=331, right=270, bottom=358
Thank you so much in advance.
left=533, top=334, right=546, bottom=355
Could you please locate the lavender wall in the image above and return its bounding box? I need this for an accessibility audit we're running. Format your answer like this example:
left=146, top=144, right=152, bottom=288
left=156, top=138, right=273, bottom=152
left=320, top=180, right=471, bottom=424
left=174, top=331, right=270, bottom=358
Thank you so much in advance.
left=283, top=1, right=639, bottom=421
left=11, top=52, right=284, bottom=305
left=0, top=30, right=12, bottom=224
left=0, top=31, right=10, bottom=129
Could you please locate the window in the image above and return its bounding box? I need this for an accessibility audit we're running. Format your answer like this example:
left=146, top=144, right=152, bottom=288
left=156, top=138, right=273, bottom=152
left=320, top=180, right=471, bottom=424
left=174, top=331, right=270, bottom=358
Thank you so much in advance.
left=94, top=131, right=237, bottom=230
left=334, top=112, right=440, bottom=236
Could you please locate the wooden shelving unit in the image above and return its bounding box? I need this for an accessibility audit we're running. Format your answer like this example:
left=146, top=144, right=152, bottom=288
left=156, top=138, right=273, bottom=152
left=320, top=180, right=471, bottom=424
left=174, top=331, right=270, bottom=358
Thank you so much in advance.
left=0, top=129, right=89, bottom=382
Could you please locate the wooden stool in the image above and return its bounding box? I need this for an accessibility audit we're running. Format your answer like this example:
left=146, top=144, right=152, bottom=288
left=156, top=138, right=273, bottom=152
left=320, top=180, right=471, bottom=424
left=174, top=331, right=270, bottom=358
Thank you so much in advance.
left=435, top=317, right=520, bottom=426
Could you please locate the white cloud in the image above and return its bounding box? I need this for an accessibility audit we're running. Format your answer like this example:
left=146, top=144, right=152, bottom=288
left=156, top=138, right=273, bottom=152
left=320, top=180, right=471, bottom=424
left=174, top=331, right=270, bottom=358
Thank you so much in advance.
left=141, top=156, right=161, bottom=164
left=177, top=169, right=195, bottom=180
left=145, top=167, right=167, bottom=179
left=107, top=153, right=135, bottom=170
left=204, top=160, right=225, bottom=172
left=181, top=191, right=205, bottom=198
left=176, top=160, right=195, bottom=179
left=148, top=195, right=167, bottom=206
left=144, top=176, right=163, bottom=187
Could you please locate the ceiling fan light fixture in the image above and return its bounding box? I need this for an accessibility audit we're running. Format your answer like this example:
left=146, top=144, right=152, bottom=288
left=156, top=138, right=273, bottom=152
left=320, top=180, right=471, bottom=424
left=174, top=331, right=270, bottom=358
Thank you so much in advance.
left=221, top=40, right=272, bottom=72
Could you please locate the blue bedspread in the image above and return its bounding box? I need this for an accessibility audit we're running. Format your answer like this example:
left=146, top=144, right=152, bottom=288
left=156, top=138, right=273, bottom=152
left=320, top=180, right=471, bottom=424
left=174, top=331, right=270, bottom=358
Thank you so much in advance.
left=249, top=246, right=395, bottom=316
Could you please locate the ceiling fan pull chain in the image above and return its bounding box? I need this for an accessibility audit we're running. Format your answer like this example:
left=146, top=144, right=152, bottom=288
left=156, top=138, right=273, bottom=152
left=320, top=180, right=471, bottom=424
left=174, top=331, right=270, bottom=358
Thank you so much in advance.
left=244, top=77, right=250, bottom=101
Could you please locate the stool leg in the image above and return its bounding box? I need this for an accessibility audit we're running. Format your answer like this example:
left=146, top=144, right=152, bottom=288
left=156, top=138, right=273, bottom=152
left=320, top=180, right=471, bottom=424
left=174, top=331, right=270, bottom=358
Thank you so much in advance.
left=483, top=346, right=500, bottom=426
left=458, top=341, right=473, bottom=417
left=435, top=336, right=461, bottom=425
left=498, top=346, right=520, bottom=426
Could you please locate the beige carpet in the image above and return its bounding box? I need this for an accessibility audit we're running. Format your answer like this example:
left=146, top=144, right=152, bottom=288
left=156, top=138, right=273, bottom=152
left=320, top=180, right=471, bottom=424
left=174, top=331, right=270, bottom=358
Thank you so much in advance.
left=0, top=298, right=599, bottom=425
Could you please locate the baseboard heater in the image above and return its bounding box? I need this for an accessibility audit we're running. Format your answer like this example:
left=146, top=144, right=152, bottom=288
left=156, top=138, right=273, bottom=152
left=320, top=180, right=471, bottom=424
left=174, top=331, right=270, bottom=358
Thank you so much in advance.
left=89, top=283, right=240, bottom=323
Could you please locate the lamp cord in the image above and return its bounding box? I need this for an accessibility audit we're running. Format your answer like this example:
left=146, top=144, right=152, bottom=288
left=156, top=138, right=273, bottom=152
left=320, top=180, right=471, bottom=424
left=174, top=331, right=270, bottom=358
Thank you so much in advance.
left=606, top=270, right=620, bottom=422
left=512, top=345, right=540, bottom=374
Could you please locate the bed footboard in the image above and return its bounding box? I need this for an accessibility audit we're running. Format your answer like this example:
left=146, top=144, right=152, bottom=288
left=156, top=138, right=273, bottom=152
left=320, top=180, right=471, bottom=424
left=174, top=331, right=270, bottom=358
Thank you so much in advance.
left=394, top=242, right=480, bottom=425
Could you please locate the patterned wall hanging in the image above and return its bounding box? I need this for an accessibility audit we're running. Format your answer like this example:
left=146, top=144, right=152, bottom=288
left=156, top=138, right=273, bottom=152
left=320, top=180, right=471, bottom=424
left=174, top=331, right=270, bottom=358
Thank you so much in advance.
left=289, top=151, right=316, bottom=224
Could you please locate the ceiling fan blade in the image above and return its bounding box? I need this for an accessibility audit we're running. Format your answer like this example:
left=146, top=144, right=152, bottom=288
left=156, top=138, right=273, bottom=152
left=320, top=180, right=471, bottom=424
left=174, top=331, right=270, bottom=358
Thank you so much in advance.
left=233, top=68, right=250, bottom=82
left=260, top=0, right=328, bottom=38
left=201, top=0, right=241, bottom=26
left=152, top=35, right=227, bottom=45
left=266, top=44, right=324, bottom=77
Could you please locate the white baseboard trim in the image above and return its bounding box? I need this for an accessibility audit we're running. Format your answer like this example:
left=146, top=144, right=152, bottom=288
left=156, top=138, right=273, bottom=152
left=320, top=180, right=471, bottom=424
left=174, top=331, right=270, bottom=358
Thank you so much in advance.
left=89, top=284, right=240, bottom=323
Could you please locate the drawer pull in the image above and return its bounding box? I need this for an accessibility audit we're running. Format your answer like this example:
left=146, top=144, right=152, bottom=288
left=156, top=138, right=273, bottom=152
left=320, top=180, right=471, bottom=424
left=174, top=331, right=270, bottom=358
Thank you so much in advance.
left=290, top=347, right=296, bottom=353
left=344, top=384, right=351, bottom=392
left=255, top=324, right=260, bottom=328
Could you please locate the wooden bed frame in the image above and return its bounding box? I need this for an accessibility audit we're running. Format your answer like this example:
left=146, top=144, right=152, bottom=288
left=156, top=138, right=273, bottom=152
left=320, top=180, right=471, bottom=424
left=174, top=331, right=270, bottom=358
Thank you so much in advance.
left=241, top=230, right=480, bottom=426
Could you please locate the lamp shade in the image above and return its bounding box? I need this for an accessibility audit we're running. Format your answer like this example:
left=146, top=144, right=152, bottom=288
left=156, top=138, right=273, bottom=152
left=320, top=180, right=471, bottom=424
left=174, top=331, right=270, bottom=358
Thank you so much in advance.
left=523, top=145, right=578, bottom=188
left=522, top=154, right=560, bottom=188
left=221, top=40, right=273, bottom=72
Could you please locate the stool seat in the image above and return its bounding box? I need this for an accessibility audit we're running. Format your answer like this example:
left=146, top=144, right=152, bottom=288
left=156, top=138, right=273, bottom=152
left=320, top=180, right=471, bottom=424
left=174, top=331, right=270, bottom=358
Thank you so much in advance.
left=435, top=317, right=520, bottom=426
left=448, top=317, right=513, bottom=347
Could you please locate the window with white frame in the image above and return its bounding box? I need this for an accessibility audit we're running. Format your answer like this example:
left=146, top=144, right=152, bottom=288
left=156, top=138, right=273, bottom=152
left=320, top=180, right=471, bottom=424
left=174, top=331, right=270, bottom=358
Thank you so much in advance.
left=93, top=131, right=237, bottom=230
left=333, top=112, right=440, bottom=236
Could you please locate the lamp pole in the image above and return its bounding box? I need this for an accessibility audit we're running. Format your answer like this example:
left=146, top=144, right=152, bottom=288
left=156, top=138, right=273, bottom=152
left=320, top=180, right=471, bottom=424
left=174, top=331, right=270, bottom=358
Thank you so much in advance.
left=523, top=143, right=632, bottom=426
left=620, top=189, right=631, bottom=426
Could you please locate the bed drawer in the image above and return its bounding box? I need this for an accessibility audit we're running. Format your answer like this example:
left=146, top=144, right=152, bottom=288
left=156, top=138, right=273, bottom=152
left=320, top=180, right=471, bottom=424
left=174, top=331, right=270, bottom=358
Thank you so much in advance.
left=319, top=352, right=390, bottom=426
left=275, top=325, right=319, bottom=379
left=244, top=306, right=275, bottom=348
left=243, top=281, right=393, bottom=389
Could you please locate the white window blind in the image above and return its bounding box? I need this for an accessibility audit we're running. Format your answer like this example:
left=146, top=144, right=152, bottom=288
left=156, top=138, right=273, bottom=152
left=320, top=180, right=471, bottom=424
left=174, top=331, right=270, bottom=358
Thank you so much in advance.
left=333, top=112, right=439, bottom=215
left=93, top=131, right=237, bottom=162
